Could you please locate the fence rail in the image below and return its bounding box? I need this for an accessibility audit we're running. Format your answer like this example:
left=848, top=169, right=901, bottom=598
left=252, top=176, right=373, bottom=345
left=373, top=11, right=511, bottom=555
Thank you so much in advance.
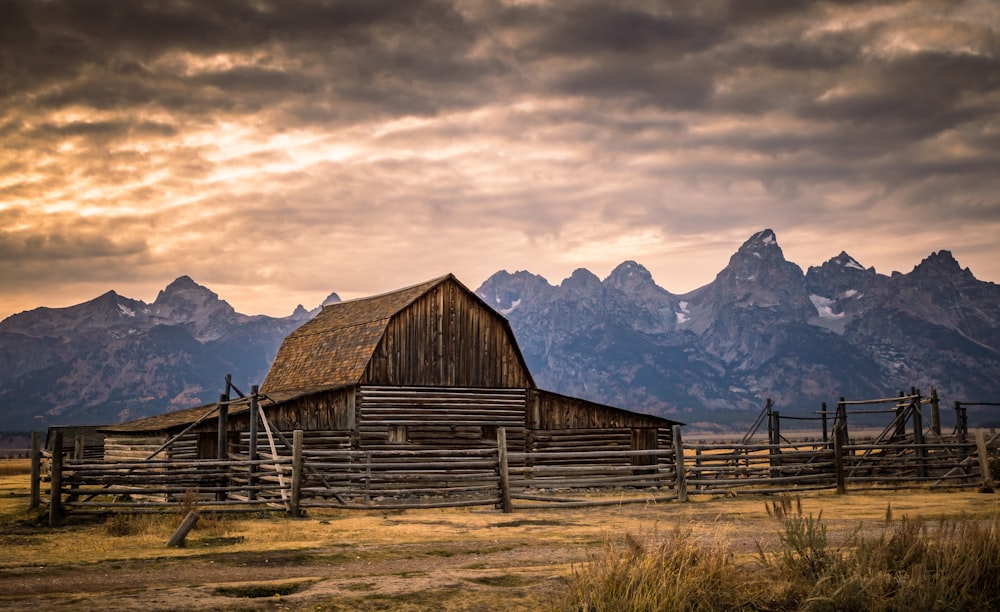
left=29, top=420, right=999, bottom=525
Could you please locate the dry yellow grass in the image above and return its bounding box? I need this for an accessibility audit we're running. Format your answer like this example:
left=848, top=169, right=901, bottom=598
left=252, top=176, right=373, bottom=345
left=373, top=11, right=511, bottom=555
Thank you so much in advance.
left=2, top=458, right=999, bottom=610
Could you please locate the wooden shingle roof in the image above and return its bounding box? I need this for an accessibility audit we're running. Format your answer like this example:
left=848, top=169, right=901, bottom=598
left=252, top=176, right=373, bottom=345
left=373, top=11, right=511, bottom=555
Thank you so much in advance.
left=262, top=275, right=454, bottom=393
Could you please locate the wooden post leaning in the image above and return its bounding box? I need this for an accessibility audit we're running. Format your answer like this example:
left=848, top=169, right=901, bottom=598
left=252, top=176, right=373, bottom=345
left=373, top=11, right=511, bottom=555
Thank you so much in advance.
left=497, top=427, right=512, bottom=513
left=166, top=511, right=200, bottom=547
left=290, top=429, right=304, bottom=518
left=49, top=430, right=63, bottom=527
left=30, top=431, right=41, bottom=509
left=672, top=424, right=688, bottom=502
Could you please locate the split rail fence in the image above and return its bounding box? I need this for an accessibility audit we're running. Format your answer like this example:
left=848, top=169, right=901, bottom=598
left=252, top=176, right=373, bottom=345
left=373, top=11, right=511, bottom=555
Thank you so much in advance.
left=32, top=427, right=683, bottom=525
left=29, top=395, right=998, bottom=525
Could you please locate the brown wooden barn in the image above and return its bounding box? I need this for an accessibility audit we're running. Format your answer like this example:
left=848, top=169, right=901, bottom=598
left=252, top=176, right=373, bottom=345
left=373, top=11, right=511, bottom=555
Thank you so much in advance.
left=98, top=274, right=679, bottom=465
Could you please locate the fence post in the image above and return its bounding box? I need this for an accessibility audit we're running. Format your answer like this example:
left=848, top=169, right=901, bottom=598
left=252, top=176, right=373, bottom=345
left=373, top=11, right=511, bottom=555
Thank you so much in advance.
left=894, top=391, right=907, bottom=439
left=833, top=423, right=847, bottom=495
left=975, top=429, right=995, bottom=493
left=30, top=431, right=41, bottom=509
left=364, top=451, right=372, bottom=505
left=694, top=447, right=702, bottom=493
left=217, top=393, right=229, bottom=502
left=497, top=427, right=512, bottom=513
left=290, top=429, right=303, bottom=517
left=672, top=425, right=688, bottom=502
left=67, top=434, right=84, bottom=503
left=837, top=398, right=848, bottom=447
left=217, top=393, right=229, bottom=460
left=912, top=391, right=927, bottom=478
left=248, top=385, right=258, bottom=501
left=49, top=430, right=63, bottom=527
left=930, top=388, right=941, bottom=436
left=770, top=411, right=782, bottom=479
left=166, top=511, right=200, bottom=547
left=821, top=402, right=828, bottom=444
left=956, top=402, right=968, bottom=443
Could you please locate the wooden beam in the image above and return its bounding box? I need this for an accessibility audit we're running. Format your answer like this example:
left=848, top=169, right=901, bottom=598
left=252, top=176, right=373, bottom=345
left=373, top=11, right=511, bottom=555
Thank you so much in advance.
left=290, top=430, right=303, bottom=517
left=497, top=427, right=512, bottom=513
left=248, top=385, right=259, bottom=501
left=166, top=511, right=200, bottom=547
left=976, top=429, right=995, bottom=493
left=49, top=431, right=63, bottom=527
left=673, top=424, right=688, bottom=502
left=833, top=423, right=847, bottom=495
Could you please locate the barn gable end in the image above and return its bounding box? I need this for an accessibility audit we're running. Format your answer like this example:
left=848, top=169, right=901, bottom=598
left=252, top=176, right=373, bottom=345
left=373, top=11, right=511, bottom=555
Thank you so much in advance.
left=262, top=275, right=533, bottom=393
left=363, top=277, right=532, bottom=388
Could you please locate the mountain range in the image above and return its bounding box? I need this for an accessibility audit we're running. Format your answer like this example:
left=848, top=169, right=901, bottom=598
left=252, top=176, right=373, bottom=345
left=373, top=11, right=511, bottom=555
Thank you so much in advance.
left=2, top=230, right=998, bottom=431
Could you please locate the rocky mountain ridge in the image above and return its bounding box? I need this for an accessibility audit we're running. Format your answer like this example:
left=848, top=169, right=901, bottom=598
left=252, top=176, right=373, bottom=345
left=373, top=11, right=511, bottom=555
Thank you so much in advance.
left=2, top=229, right=998, bottom=431
left=476, top=230, right=1000, bottom=427
left=0, top=278, right=338, bottom=429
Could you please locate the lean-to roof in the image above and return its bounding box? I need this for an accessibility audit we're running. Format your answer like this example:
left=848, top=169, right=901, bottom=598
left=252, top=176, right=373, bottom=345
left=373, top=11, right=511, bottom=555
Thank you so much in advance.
left=98, top=384, right=347, bottom=433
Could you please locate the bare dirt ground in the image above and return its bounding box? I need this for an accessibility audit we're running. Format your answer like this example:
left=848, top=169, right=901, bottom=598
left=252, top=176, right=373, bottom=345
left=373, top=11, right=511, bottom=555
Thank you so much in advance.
left=3, top=471, right=999, bottom=611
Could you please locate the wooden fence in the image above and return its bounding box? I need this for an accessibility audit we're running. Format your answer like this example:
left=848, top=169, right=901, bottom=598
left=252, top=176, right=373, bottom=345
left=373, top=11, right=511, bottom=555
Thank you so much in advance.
left=30, top=406, right=999, bottom=526
left=34, top=427, right=686, bottom=524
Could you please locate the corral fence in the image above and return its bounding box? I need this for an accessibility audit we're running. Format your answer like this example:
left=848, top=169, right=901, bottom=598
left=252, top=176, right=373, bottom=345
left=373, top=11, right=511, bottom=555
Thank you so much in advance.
left=28, top=392, right=999, bottom=525
left=686, top=390, right=999, bottom=495
left=31, top=427, right=683, bottom=525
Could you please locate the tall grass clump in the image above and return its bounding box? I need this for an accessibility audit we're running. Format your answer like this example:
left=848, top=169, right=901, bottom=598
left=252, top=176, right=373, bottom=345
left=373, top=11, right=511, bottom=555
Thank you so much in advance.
left=758, top=496, right=1000, bottom=611
left=559, top=495, right=1000, bottom=611
left=813, top=513, right=1000, bottom=611
left=559, top=526, right=763, bottom=611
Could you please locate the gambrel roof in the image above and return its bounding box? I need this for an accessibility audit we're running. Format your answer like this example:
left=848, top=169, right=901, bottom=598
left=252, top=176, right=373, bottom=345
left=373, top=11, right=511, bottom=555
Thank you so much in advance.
left=262, top=274, right=534, bottom=393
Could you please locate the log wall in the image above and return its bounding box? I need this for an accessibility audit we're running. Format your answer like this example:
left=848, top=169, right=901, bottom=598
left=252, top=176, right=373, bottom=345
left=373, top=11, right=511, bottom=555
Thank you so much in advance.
left=356, top=386, right=528, bottom=451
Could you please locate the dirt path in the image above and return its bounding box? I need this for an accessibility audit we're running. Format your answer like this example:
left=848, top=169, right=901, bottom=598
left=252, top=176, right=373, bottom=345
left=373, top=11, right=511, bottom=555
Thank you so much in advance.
left=1, top=537, right=583, bottom=610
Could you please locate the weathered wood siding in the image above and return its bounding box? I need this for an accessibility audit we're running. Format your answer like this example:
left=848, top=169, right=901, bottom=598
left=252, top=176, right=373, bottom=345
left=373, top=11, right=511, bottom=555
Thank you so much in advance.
left=530, top=391, right=672, bottom=430
left=103, top=432, right=199, bottom=461
left=203, top=387, right=355, bottom=434
left=356, top=386, right=527, bottom=451
left=363, top=279, right=532, bottom=388
left=232, top=430, right=352, bottom=457
left=46, top=426, right=106, bottom=461
left=526, top=390, right=673, bottom=467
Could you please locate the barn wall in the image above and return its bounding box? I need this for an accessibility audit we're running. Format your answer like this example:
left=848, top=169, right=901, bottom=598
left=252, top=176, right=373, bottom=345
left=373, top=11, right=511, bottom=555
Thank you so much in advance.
left=103, top=433, right=171, bottom=461
left=364, top=279, right=532, bottom=388
left=194, top=388, right=355, bottom=435
left=46, top=426, right=105, bottom=461
left=529, top=390, right=673, bottom=431
left=525, top=390, right=675, bottom=460
left=356, top=386, right=528, bottom=452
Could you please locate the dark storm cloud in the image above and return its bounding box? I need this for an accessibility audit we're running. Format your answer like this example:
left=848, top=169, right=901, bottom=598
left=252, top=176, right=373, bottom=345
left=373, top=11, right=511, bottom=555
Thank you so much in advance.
left=27, top=119, right=178, bottom=140
left=2, top=0, right=999, bottom=318
left=513, top=3, right=729, bottom=56
left=0, top=229, right=146, bottom=262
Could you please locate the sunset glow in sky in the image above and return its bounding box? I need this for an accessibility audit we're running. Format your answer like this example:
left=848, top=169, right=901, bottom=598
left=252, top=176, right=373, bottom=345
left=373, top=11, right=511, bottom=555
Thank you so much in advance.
left=2, top=0, right=999, bottom=320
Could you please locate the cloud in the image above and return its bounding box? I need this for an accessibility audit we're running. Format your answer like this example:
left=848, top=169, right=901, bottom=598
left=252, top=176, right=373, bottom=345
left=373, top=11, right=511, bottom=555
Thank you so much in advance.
left=0, top=0, right=998, bottom=319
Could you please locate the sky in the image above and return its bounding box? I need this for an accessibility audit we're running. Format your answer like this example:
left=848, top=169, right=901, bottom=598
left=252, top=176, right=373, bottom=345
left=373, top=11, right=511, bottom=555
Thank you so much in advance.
left=2, top=0, right=999, bottom=320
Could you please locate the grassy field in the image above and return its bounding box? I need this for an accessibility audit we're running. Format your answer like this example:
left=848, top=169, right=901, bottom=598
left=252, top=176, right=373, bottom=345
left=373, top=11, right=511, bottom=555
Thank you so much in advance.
left=2, top=457, right=999, bottom=610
